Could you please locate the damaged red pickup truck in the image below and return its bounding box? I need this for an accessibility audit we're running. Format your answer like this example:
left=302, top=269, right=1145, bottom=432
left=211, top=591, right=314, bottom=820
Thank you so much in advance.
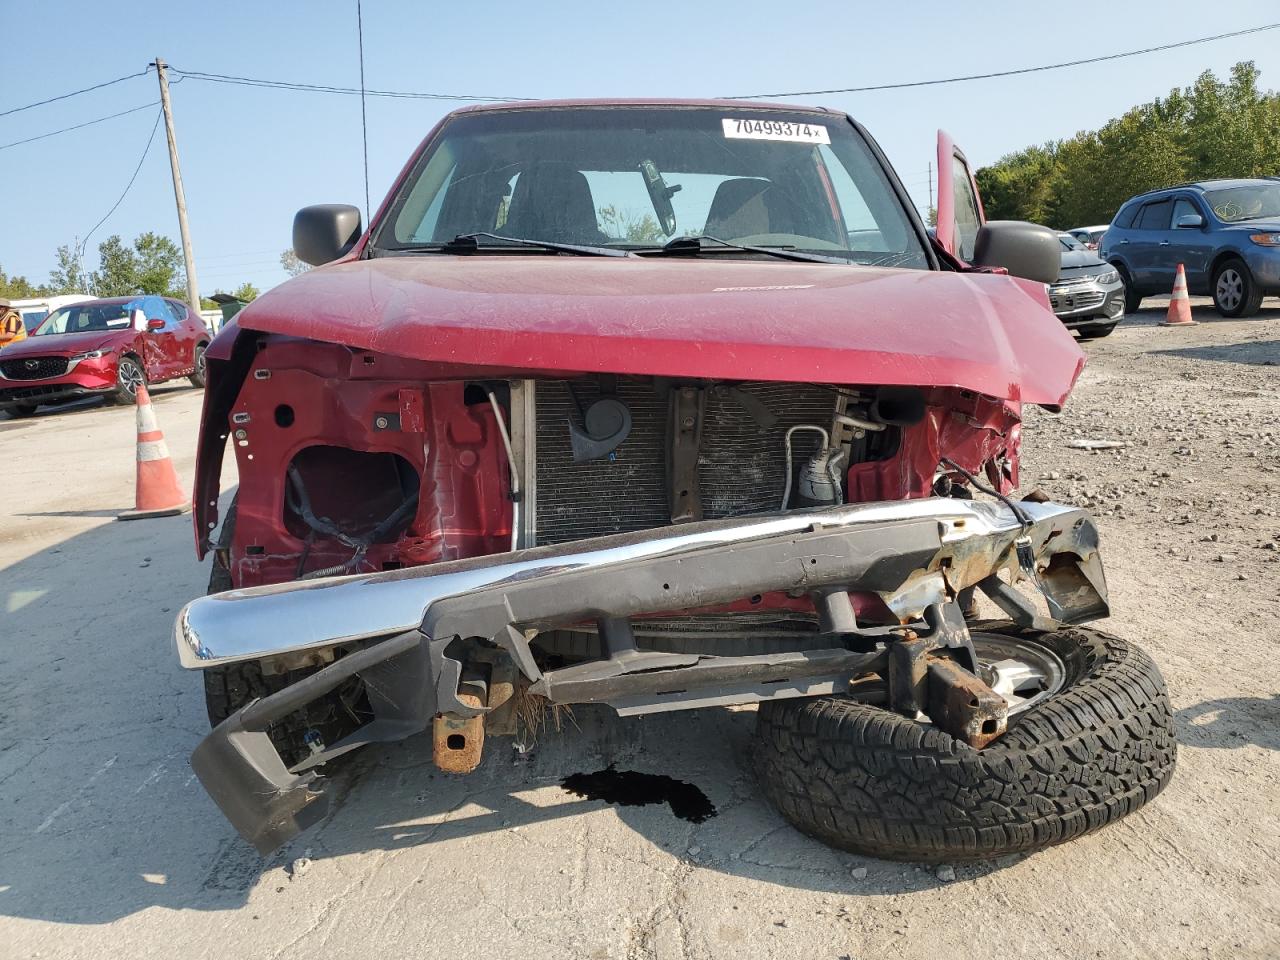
left=176, top=100, right=1175, bottom=859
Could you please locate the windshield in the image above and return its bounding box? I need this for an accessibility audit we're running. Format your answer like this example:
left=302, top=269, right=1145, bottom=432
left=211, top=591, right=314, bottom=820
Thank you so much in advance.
left=372, top=106, right=928, bottom=268
left=35, top=302, right=132, bottom=336
left=1204, top=184, right=1280, bottom=223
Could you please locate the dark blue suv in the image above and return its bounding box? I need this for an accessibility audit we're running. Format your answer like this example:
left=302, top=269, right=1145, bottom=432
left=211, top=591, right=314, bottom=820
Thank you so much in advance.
left=1100, top=178, right=1280, bottom=317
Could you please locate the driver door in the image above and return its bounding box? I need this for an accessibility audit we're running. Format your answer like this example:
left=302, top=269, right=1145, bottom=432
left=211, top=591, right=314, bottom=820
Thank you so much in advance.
left=934, top=130, right=985, bottom=263
left=131, top=296, right=174, bottom=381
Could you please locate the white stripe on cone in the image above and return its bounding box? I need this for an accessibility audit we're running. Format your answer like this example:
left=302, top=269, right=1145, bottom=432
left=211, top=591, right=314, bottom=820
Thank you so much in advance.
left=136, top=402, right=159, bottom=434
left=137, top=439, right=171, bottom=462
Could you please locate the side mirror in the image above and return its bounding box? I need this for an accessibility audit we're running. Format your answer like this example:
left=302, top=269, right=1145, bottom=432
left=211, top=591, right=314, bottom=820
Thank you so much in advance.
left=131, top=308, right=147, bottom=331
left=147, top=317, right=166, bottom=331
left=293, top=204, right=363, bottom=266
left=1176, top=213, right=1204, bottom=229
left=970, top=220, right=1060, bottom=285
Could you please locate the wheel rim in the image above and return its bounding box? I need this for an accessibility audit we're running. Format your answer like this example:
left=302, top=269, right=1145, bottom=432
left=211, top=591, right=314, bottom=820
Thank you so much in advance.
left=1216, top=268, right=1243, bottom=310
left=118, top=360, right=144, bottom=396
left=194, top=347, right=206, bottom=378
left=971, top=632, right=1067, bottom=717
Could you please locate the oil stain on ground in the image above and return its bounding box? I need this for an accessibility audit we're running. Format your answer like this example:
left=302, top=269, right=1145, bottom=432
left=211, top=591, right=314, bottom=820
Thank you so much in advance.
left=561, top=765, right=716, bottom=823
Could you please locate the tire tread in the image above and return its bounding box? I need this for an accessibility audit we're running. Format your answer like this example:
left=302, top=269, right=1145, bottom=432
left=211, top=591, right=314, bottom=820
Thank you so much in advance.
left=754, top=623, right=1176, bottom=861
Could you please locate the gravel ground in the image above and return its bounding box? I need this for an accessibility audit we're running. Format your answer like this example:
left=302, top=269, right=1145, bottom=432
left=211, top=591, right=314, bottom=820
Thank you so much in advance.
left=1, top=298, right=1277, bottom=959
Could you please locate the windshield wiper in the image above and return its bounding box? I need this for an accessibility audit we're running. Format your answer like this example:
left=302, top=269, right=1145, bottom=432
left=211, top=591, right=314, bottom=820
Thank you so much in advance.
left=639, top=234, right=852, bottom=265
left=438, top=232, right=631, bottom=258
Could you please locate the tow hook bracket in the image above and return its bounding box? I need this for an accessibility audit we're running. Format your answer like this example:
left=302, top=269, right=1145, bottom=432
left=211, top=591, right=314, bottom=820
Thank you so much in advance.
left=887, top=633, right=934, bottom=717
left=885, top=602, right=1009, bottom=748
left=926, top=658, right=1008, bottom=749
left=433, top=691, right=486, bottom=774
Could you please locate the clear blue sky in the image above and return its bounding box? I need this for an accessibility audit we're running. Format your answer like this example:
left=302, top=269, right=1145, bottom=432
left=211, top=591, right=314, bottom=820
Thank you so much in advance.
left=2, top=0, right=1277, bottom=293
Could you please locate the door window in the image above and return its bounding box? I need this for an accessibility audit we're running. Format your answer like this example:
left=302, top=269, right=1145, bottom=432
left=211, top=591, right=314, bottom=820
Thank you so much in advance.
left=1136, top=199, right=1172, bottom=230
left=1113, top=203, right=1139, bottom=229
left=950, top=155, right=982, bottom=260
left=1172, top=198, right=1200, bottom=226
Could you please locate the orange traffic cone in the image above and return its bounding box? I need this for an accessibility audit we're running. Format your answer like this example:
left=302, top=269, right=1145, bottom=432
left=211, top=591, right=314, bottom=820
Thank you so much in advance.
left=118, top=384, right=190, bottom=521
left=1161, top=263, right=1197, bottom=326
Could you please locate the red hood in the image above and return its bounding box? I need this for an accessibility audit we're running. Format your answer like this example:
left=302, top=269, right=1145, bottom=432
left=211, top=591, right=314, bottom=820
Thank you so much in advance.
left=1, top=329, right=131, bottom=358
left=236, top=257, right=1085, bottom=406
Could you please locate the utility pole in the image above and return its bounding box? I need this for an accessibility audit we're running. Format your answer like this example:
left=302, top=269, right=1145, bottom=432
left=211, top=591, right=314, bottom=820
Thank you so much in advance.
left=927, top=161, right=934, bottom=213
left=153, top=58, right=201, bottom=311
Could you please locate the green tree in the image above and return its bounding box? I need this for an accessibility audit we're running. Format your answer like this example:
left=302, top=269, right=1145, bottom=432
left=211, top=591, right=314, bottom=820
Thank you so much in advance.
left=597, top=205, right=664, bottom=243
left=280, top=249, right=310, bottom=277
left=0, top=264, right=46, bottom=299
left=133, top=231, right=185, bottom=296
left=92, top=235, right=138, bottom=297
left=976, top=61, right=1280, bottom=229
left=231, top=282, right=260, bottom=302
left=47, top=244, right=89, bottom=295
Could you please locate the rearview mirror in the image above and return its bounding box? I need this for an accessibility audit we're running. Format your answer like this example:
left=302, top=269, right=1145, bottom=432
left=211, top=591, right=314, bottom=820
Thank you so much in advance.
left=293, top=204, right=363, bottom=266
left=147, top=317, right=166, bottom=331
left=970, top=220, right=1060, bottom=285
left=1176, top=213, right=1204, bottom=229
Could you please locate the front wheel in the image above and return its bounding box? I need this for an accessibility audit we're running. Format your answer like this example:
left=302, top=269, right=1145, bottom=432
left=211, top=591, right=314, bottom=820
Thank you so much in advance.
left=1213, top=258, right=1264, bottom=317
left=108, top=356, right=146, bottom=405
left=754, top=621, right=1176, bottom=862
left=1116, top=267, right=1142, bottom=314
left=189, top=343, right=207, bottom=388
left=1077, top=321, right=1118, bottom=341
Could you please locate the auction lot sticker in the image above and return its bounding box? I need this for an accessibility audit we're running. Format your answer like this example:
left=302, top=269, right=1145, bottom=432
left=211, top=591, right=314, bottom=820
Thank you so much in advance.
left=722, top=118, right=830, bottom=143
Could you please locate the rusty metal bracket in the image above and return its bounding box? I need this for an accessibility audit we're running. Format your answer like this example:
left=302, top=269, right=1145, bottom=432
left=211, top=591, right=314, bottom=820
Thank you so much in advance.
left=887, top=631, right=935, bottom=716
left=669, top=386, right=705, bottom=523
left=433, top=691, right=486, bottom=774
left=926, top=657, right=1008, bottom=749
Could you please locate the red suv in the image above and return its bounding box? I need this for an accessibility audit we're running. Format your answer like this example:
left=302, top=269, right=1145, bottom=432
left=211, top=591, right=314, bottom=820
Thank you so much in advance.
left=176, top=101, right=1174, bottom=861
left=0, top=295, right=209, bottom=416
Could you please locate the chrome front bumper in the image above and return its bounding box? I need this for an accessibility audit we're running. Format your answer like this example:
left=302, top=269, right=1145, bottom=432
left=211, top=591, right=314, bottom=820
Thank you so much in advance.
left=177, top=496, right=1109, bottom=853
left=177, top=497, right=1106, bottom=672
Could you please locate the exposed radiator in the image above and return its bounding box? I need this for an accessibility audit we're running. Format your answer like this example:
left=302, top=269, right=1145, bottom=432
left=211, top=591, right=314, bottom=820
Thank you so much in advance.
left=533, top=379, right=838, bottom=545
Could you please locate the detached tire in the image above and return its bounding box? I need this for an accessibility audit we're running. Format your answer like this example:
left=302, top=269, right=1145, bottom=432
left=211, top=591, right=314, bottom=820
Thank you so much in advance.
left=754, top=622, right=1175, bottom=862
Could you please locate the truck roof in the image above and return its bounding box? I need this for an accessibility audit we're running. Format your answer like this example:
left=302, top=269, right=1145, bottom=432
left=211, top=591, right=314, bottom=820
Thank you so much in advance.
left=451, top=97, right=841, bottom=117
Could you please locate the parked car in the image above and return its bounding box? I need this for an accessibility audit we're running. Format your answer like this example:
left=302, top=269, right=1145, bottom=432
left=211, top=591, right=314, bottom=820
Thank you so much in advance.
left=176, top=100, right=1173, bottom=862
left=1100, top=178, right=1280, bottom=317
left=1048, top=233, right=1125, bottom=338
left=4, top=294, right=94, bottom=336
left=1067, top=225, right=1108, bottom=250
left=0, top=295, right=208, bottom=417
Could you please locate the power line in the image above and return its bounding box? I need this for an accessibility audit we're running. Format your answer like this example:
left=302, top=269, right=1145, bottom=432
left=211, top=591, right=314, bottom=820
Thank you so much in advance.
left=77, top=108, right=165, bottom=263
left=0, top=100, right=160, bottom=151
left=731, top=23, right=1280, bottom=99
left=200, top=248, right=281, bottom=260
left=357, top=0, right=371, bottom=222
left=0, top=68, right=151, bottom=118
left=168, top=66, right=533, bottom=102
